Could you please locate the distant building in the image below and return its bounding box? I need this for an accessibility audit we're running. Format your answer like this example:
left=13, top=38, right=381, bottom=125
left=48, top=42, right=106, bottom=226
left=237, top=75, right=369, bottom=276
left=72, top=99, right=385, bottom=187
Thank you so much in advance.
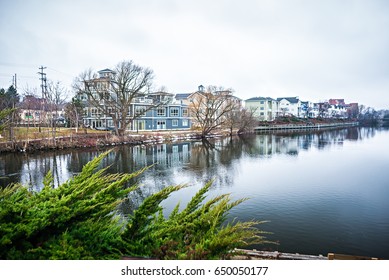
left=174, top=85, right=242, bottom=128
left=277, top=97, right=302, bottom=117
left=347, top=103, right=359, bottom=118
left=19, top=95, right=65, bottom=125
left=300, top=101, right=315, bottom=118
left=311, top=99, right=358, bottom=119
left=244, top=97, right=279, bottom=121
left=329, top=99, right=346, bottom=106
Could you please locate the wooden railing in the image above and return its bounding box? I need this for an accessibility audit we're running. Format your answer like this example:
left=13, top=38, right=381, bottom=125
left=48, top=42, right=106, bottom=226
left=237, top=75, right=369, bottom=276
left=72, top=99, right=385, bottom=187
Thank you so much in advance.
left=254, top=122, right=359, bottom=132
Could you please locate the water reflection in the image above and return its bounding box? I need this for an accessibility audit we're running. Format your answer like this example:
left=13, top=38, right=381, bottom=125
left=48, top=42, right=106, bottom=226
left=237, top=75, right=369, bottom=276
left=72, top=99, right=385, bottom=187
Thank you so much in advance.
left=0, top=127, right=379, bottom=190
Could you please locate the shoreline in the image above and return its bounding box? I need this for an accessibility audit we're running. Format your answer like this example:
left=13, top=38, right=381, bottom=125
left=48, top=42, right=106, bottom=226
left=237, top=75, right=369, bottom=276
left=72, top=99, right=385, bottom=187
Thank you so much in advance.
left=0, top=129, right=235, bottom=154
left=0, top=121, right=360, bottom=154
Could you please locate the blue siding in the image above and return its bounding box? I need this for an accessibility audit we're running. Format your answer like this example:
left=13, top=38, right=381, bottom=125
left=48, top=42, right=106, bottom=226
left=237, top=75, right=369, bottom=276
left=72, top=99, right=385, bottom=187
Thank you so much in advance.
left=134, top=104, right=191, bottom=131
left=84, top=103, right=191, bottom=131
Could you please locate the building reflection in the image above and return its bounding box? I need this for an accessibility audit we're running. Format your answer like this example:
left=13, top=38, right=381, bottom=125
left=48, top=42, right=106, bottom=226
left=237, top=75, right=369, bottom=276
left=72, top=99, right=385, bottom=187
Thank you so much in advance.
left=0, top=127, right=376, bottom=193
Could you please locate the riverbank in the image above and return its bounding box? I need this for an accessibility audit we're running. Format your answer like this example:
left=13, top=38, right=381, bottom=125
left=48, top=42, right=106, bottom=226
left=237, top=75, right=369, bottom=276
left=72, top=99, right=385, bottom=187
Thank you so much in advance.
left=0, top=129, right=233, bottom=154
left=0, top=119, right=360, bottom=154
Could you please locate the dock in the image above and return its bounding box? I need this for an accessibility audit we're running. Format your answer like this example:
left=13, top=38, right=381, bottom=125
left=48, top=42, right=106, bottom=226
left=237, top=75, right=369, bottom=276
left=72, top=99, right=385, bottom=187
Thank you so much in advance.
left=254, top=122, right=359, bottom=132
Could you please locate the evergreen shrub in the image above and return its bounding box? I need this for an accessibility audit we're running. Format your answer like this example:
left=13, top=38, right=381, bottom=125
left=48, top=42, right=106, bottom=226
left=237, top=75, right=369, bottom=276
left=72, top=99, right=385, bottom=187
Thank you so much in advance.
left=0, top=151, right=268, bottom=259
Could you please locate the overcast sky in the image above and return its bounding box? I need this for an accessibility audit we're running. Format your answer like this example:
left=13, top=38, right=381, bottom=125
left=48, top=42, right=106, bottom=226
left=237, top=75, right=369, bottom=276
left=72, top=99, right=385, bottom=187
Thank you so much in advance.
left=1, top=0, right=388, bottom=109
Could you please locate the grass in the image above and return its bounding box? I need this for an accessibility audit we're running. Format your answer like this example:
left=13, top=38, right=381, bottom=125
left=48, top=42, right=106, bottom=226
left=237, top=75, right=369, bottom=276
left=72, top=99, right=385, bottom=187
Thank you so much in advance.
left=0, top=127, right=108, bottom=142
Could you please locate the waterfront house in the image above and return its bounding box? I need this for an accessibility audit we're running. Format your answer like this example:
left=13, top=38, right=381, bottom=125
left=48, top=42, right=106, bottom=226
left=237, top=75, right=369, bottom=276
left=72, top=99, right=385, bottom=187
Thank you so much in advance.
left=244, top=97, right=279, bottom=121
left=79, top=69, right=191, bottom=131
left=133, top=91, right=191, bottom=131
left=174, top=85, right=242, bottom=130
left=277, top=97, right=302, bottom=117
left=346, top=103, right=359, bottom=118
left=300, top=101, right=316, bottom=118
left=311, top=99, right=358, bottom=119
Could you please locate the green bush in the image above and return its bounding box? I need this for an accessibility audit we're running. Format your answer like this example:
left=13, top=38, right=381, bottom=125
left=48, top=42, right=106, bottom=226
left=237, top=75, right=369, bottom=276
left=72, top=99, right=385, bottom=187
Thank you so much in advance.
left=0, top=150, right=268, bottom=259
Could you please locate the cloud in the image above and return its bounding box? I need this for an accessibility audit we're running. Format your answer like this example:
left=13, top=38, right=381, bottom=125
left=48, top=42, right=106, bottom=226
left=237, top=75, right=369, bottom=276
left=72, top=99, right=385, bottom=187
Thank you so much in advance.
left=1, top=0, right=389, bottom=108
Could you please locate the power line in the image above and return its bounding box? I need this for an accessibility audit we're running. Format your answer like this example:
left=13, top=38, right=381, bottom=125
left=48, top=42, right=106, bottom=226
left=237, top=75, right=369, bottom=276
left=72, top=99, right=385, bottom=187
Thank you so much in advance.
left=47, top=67, right=74, bottom=78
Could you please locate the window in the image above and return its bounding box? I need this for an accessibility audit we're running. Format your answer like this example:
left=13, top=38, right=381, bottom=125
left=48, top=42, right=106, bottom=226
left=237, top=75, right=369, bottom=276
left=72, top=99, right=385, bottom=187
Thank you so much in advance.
left=260, top=101, right=265, bottom=104
left=172, top=119, right=178, bottom=126
left=170, top=107, right=179, bottom=116
left=135, top=106, right=146, bottom=116
left=260, top=107, right=265, bottom=110
left=157, top=108, right=165, bottom=116
left=260, top=112, right=265, bottom=116
left=182, top=108, right=188, bottom=117
left=182, top=119, right=189, bottom=126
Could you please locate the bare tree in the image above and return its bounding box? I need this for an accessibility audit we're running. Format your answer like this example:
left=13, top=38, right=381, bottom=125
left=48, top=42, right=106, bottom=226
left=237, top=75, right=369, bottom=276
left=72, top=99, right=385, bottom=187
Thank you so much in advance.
left=21, top=87, right=40, bottom=145
left=189, top=85, right=238, bottom=138
left=318, top=102, right=330, bottom=118
left=224, top=108, right=242, bottom=136
left=64, top=97, right=84, bottom=132
left=46, top=81, right=67, bottom=145
left=223, top=104, right=257, bottom=136
left=73, top=60, right=156, bottom=136
left=358, top=105, right=380, bottom=125
left=236, top=108, right=258, bottom=134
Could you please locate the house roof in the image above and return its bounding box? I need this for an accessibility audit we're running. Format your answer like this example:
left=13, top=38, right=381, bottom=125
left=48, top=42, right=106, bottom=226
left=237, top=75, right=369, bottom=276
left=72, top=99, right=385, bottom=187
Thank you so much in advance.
left=175, top=93, right=191, bottom=100
left=329, top=99, right=346, bottom=106
left=277, top=97, right=300, bottom=103
left=98, top=68, right=115, bottom=73
left=245, top=96, right=276, bottom=102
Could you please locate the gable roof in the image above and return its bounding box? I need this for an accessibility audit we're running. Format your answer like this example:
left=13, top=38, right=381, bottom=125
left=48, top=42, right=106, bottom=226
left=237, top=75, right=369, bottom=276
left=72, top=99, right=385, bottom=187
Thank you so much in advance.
left=245, top=96, right=276, bottom=102
left=329, top=99, right=346, bottom=106
left=175, top=93, right=191, bottom=100
left=277, top=97, right=300, bottom=104
left=245, top=97, right=262, bottom=101
left=98, top=68, right=115, bottom=73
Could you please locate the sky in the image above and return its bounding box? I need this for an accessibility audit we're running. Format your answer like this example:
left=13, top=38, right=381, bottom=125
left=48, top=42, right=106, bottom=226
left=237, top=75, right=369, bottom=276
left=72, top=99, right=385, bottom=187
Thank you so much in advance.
left=1, top=0, right=389, bottom=109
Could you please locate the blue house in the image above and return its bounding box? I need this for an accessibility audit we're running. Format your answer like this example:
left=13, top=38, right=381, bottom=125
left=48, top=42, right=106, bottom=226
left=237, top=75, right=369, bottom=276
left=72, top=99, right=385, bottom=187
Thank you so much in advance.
left=132, top=92, right=191, bottom=131
left=79, top=68, right=191, bottom=132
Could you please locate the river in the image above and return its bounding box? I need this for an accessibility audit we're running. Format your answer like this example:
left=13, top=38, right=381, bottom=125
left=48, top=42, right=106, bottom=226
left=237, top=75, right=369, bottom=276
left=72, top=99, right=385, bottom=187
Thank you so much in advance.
left=1, top=127, right=389, bottom=259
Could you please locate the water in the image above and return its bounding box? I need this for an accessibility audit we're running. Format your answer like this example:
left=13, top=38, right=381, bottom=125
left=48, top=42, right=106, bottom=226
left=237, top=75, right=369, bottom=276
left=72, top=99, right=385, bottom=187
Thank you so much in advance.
left=1, top=127, right=389, bottom=259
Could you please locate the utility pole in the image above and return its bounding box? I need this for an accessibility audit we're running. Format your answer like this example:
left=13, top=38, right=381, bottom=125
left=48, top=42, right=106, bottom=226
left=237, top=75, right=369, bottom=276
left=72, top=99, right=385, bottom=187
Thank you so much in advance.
left=38, top=66, right=47, bottom=132
left=12, top=74, right=17, bottom=90
left=38, top=66, right=47, bottom=98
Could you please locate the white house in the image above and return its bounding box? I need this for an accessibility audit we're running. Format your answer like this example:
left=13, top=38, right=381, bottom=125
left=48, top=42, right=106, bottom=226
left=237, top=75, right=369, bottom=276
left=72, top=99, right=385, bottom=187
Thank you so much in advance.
left=277, top=97, right=302, bottom=117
